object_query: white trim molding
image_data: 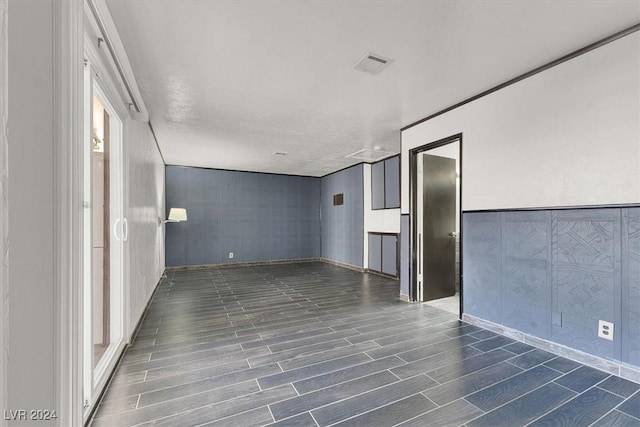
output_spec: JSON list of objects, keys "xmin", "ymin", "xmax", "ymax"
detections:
[
  {"xmin": 53, "ymin": 0, "xmax": 84, "ymax": 425},
  {"xmin": 0, "ymin": 1, "xmax": 8, "ymax": 425}
]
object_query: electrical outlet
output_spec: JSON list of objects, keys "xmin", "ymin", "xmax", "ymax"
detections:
[
  {"xmin": 229, "ymin": 252, "xmax": 234, "ymax": 259},
  {"xmin": 598, "ymin": 320, "xmax": 614, "ymax": 341}
]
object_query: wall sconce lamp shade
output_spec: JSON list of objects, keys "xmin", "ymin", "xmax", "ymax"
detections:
[{"xmin": 166, "ymin": 208, "xmax": 188, "ymax": 223}]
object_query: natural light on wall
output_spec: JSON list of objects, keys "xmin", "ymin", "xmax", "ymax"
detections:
[{"xmin": 92, "ymin": 96, "xmax": 104, "ymax": 152}]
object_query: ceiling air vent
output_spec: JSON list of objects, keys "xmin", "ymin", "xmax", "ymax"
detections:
[
  {"xmin": 273, "ymin": 151, "xmax": 288, "ymax": 156},
  {"xmin": 353, "ymin": 52, "xmax": 393, "ymax": 75},
  {"xmin": 345, "ymin": 148, "xmax": 396, "ymax": 162}
]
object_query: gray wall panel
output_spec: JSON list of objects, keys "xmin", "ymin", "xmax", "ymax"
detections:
[
  {"xmin": 623, "ymin": 208, "xmax": 640, "ymax": 366},
  {"xmin": 368, "ymin": 234, "xmax": 382, "ymax": 272},
  {"xmin": 384, "ymin": 156, "xmax": 400, "ymax": 208},
  {"xmin": 400, "ymin": 215, "xmax": 410, "ymax": 296},
  {"xmin": 463, "ymin": 212, "xmax": 502, "ymax": 323},
  {"xmin": 502, "ymin": 211, "xmax": 552, "ymax": 338},
  {"xmin": 321, "ymin": 164, "xmax": 364, "ymax": 267},
  {"xmin": 463, "ymin": 207, "xmax": 636, "ymax": 369},
  {"xmin": 165, "ymin": 166, "xmax": 188, "ymax": 266},
  {"xmin": 372, "ymin": 161, "xmax": 385, "ymax": 209},
  {"xmin": 382, "ymin": 234, "xmax": 398, "ymax": 276},
  {"xmin": 166, "ymin": 166, "xmax": 321, "ymax": 266}
]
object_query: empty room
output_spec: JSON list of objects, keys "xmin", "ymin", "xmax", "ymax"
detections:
[{"xmin": 2, "ymin": 1, "xmax": 640, "ymax": 426}]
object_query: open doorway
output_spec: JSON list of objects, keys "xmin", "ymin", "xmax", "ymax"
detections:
[{"xmin": 410, "ymin": 134, "xmax": 462, "ymax": 316}]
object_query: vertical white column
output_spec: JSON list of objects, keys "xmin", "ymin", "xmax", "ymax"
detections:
[{"xmin": 0, "ymin": 1, "xmax": 8, "ymax": 425}]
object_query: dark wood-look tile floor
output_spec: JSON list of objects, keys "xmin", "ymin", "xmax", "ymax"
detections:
[{"xmin": 90, "ymin": 262, "xmax": 640, "ymax": 427}]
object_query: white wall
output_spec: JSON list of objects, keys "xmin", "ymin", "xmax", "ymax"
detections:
[
  {"xmin": 0, "ymin": 1, "xmax": 7, "ymax": 425},
  {"xmin": 4, "ymin": 1, "xmax": 164, "ymax": 423},
  {"xmin": 402, "ymin": 32, "xmax": 640, "ymax": 212},
  {"xmin": 7, "ymin": 0, "xmax": 56, "ymax": 417},
  {"xmin": 362, "ymin": 164, "xmax": 400, "ymax": 268},
  {"xmin": 125, "ymin": 119, "xmax": 165, "ymax": 339}
]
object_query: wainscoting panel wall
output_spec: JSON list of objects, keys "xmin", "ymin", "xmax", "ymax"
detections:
[
  {"xmin": 502, "ymin": 210, "xmax": 552, "ymax": 340},
  {"xmin": 321, "ymin": 164, "xmax": 364, "ymax": 267},
  {"xmin": 462, "ymin": 212, "xmax": 502, "ymax": 324},
  {"xmin": 165, "ymin": 166, "xmax": 321, "ymax": 267},
  {"xmin": 623, "ymin": 207, "xmax": 640, "ymax": 366},
  {"xmin": 463, "ymin": 207, "xmax": 639, "ymax": 370},
  {"xmin": 552, "ymin": 209, "xmax": 621, "ymax": 361}
]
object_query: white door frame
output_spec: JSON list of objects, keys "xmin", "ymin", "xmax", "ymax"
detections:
[
  {"xmin": 409, "ymin": 133, "xmax": 463, "ymax": 309},
  {"xmin": 52, "ymin": 0, "xmax": 85, "ymax": 426},
  {"xmin": 82, "ymin": 62, "xmax": 128, "ymax": 420}
]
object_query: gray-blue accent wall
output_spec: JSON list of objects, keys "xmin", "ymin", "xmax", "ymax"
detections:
[
  {"xmin": 463, "ymin": 207, "xmax": 639, "ymax": 368},
  {"xmin": 165, "ymin": 166, "xmax": 321, "ymax": 267},
  {"xmin": 320, "ymin": 164, "xmax": 364, "ymax": 267}
]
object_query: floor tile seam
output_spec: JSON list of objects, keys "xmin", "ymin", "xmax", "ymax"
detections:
[
  {"xmin": 392, "ymin": 337, "xmax": 486, "ymax": 364},
  {"xmin": 120, "ymin": 348, "xmax": 265, "ymax": 376},
  {"xmin": 246, "ymin": 327, "xmax": 347, "ymax": 349},
  {"xmin": 252, "ymin": 338, "xmax": 353, "ymax": 361},
  {"xmin": 117, "ymin": 360, "xmax": 257, "ymax": 393},
  {"xmin": 350, "ymin": 325, "xmax": 451, "ymax": 344},
  {"xmin": 610, "ymin": 389, "xmax": 640, "ymax": 418},
  {"xmin": 585, "ymin": 410, "xmax": 624, "ymax": 427},
  {"xmin": 471, "ymin": 378, "xmax": 579, "ymax": 425},
  {"xmin": 395, "ymin": 397, "xmax": 473, "ymax": 427},
  {"xmin": 594, "ymin": 384, "xmax": 639, "ymax": 400},
  {"xmin": 128, "ymin": 333, "xmax": 251, "ymax": 354},
  {"xmin": 137, "ymin": 321, "xmax": 239, "ymax": 337},
  {"xmin": 261, "ymin": 356, "xmax": 397, "ymax": 391},
  {"xmin": 553, "ymin": 368, "xmax": 612, "ymax": 393},
  {"xmin": 267, "ymin": 334, "xmax": 358, "ymax": 353},
  {"xmin": 532, "ymin": 376, "xmax": 627, "ymax": 425},
  {"xmin": 277, "ymin": 344, "xmax": 379, "ymax": 372},
  {"xmin": 97, "ymin": 379, "xmax": 263, "ymax": 425},
  {"xmin": 296, "ymin": 375, "xmax": 424, "ymax": 423},
  {"xmin": 544, "ymin": 362, "xmax": 583, "ymax": 376},
  {"xmin": 105, "ymin": 368, "xmax": 263, "ymax": 405},
  {"xmin": 504, "ymin": 358, "xmax": 547, "ymax": 372},
  {"xmin": 459, "ymin": 397, "xmax": 485, "ymax": 414},
  {"xmin": 424, "ymin": 350, "xmax": 522, "ymax": 385},
  {"xmin": 426, "ymin": 361, "xmax": 527, "ymax": 406},
  {"xmin": 320, "ymin": 391, "xmax": 436, "ymax": 427},
  {"xmin": 148, "ymin": 342, "xmax": 246, "ymax": 361},
  {"xmin": 521, "ymin": 386, "xmax": 596, "ymax": 426}
]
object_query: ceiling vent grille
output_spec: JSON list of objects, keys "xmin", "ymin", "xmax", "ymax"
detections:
[
  {"xmin": 345, "ymin": 148, "xmax": 396, "ymax": 162},
  {"xmin": 353, "ymin": 52, "xmax": 393, "ymax": 75}
]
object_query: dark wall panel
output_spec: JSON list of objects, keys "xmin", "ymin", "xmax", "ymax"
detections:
[
  {"xmin": 321, "ymin": 164, "xmax": 364, "ymax": 267},
  {"xmin": 368, "ymin": 234, "xmax": 382, "ymax": 272},
  {"xmin": 382, "ymin": 234, "xmax": 398, "ymax": 276},
  {"xmin": 502, "ymin": 211, "xmax": 552, "ymax": 339},
  {"xmin": 622, "ymin": 207, "xmax": 640, "ymax": 366},
  {"xmin": 384, "ymin": 156, "xmax": 400, "ymax": 208},
  {"xmin": 552, "ymin": 209, "xmax": 621, "ymax": 360},
  {"xmin": 463, "ymin": 207, "xmax": 637, "ymax": 370},
  {"xmin": 166, "ymin": 166, "xmax": 321, "ymax": 267},
  {"xmin": 463, "ymin": 212, "xmax": 502, "ymax": 323},
  {"xmin": 371, "ymin": 161, "xmax": 385, "ymax": 210},
  {"xmin": 400, "ymin": 215, "xmax": 410, "ymax": 296}
]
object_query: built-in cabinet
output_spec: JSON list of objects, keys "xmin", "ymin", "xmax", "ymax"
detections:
[
  {"xmin": 368, "ymin": 232, "xmax": 398, "ymax": 277},
  {"xmin": 371, "ymin": 155, "xmax": 400, "ymax": 209}
]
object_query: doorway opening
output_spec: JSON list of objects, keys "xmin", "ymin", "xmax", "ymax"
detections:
[
  {"xmin": 82, "ymin": 66, "xmax": 126, "ymax": 413},
  {"xmin": 410, "ymin": 134, "xmax": 462, "ymax": 316}
]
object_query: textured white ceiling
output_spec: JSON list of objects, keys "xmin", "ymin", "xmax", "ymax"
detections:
[{"xmin": 105, "ymin": 0, "xmax": 640, "ymax": 177}]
